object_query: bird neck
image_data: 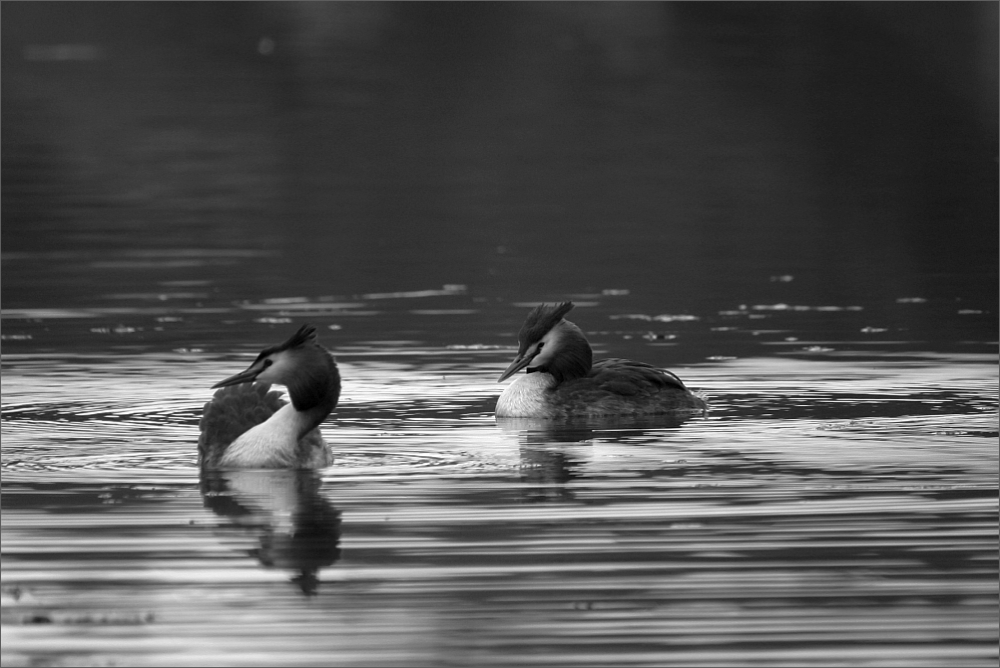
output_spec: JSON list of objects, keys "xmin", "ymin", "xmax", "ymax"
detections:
[
  {"xmin": 218, "ymin": 404, "xmax": 316, "ymax": 468},
  {"xmin": 284, "ymin": 349, "xmax": 341, "ymax": 434},
  {"xmin": 534, "ymin": 320, "xmax": 593, "ymax": 385}
]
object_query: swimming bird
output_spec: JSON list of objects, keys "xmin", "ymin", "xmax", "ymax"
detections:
[
  {"xmin": 496, "ymin": 302, "xmax": 706, "ymax": 418},
  {"xmin": 198, "ymin": 324, "xmax": 340, "ymax": 469}
]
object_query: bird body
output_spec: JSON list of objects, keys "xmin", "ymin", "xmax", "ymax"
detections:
[
  {"xmin": 211, "ymin": 399, "xmax": 330, "ymax": 469},
  {"xmin": 496, "ymin": 302, "xmax": 706, "ymax": 418},
  {"xmin": 198, "ymin": 325, "xmax": 339, "ymax": 470}
]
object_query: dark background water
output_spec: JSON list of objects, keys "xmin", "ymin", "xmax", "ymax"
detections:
[{"xmin": 3, "ymin": 2, "xmax": 997, "ymax": 336}]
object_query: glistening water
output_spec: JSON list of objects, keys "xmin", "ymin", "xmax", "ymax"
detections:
[
  {"xmin": 3, "ymin": 291, "xmax": 996, "ymax": 666},
  {"xmin": 2, "ymin": 3, "xmax": 998, "ymax": 667}
]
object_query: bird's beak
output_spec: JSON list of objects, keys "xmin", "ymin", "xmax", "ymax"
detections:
[
  {"xmin": 497, "ymin": 353, "xmax": 534, "ymax": 383},
  {"xmin": 211, "ymin": 361, "xmax": 265, "ymax": 389}
]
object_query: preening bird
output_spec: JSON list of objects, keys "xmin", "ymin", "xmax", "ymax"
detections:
[
  {"xmin": 496, "ymin": 302, "xmax": 707, "ymax": 418},
  {"xmin": 198, "ymin": 324, "xmax": 340, "ymax": 469}
]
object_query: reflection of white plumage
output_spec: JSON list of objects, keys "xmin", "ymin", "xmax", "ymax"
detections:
[
  {"xmin": 496, "ymin": 302, "xmax": 707, "ymax": 418},
  {"xmin": 198, "ymin": 325, "xmax": 340, "ymax": 469}
]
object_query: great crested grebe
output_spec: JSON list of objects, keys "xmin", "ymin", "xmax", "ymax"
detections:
[
  {"xmin": 496, "ymin": 302, "xmax": 707, "ymax": 418},
  {"xmin": 198, "ymin": 324, "xmax": 341, "ymax": 469}
]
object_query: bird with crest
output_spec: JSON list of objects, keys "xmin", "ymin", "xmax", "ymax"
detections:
[
  {"xmin": 198, "ymin": 324, "xmax": 340, "ymax": 469},
  {"xmin": 496, "ymin": 302, "xmax": 706, "ymax": 418}
]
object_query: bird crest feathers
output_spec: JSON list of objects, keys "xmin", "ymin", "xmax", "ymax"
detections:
[
  {"xmin": 279, "ymin": 324, "xmax": 318, "ymax": 350},
  {"xmin": 519, "ymin": 301, "xmax": 574, "ymax": 349},
  {"xmin": 256, "ymin": 324, "xmax": 318, "ymax": 360}
]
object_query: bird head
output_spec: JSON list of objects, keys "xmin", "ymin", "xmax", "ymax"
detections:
[
  {"xmin": 498, "ymin": 301, "xmax": 591, "ymax": 383},
  {"xmin": 212, "ymin": 324, "xmax": 324, "ymax": 390}
]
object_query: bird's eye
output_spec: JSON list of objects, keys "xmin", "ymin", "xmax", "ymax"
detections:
[
  {"xmin": 263, "ymin": 359, "xmax": 273, "ymax": 368},
  {"xmin": 536, "ymin": 342, "xmax": 544, "ymax": 352}
]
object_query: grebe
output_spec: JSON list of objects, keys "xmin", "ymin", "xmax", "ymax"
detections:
[
  {"xmin": 496, "ymin": 302, "xmax": 707, "ymax": 418},
  {"xmin": 198, "ymin": 324, "xmax": 340, "ymax": 469}
]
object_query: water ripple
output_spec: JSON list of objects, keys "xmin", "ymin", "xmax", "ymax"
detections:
[{"xmin": 2, "ymin": 351, "xmax": 996, "ymax": 668}]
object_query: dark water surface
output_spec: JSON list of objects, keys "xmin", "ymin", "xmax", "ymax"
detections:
[{"xmin": 2, "ymin": 3, "xmax": 998, "ymax": 667}]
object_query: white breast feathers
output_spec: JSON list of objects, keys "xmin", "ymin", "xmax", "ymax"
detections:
[
  {"xmin": 218, "ymin": 404, "xmax": 315, "ymax": 468},
  {"xmin": 496, "ymin": 373, "xmax": 558, "ymax": 418}
]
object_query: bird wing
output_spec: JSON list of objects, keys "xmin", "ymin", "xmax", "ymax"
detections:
[
  {"xmin": 198, "ymin": 383, "xmax": 287, "ymax": 466},
  {"xmin": 588, "ymin": 358, "xmax": 690, "ymax": 396}
]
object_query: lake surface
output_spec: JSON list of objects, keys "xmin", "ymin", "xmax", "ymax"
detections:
[
  {"xmin": 2, "ymin": 3, "xmax": 997, "ymax": 667},
  {"xmin": 3, "ymin": 293, "xmax": 997, "ymax": 667}
]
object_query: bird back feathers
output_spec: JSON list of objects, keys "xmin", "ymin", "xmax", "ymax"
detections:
[
  {"xmin": 551, "ymin": 358, "xmax": 706, "ymax": 416},
  {"xmin": 198, "ymin": 383, "xmax": 286, "ymax": 468}
]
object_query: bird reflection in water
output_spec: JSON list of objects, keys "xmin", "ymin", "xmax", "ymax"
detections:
[
  {"xmin": 199, "ymin": 469, "xmax": 341, "ymax": 595},
  {"xmin": 497, "ymin": 414, "xmax": 697, "ymax": 502}
]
